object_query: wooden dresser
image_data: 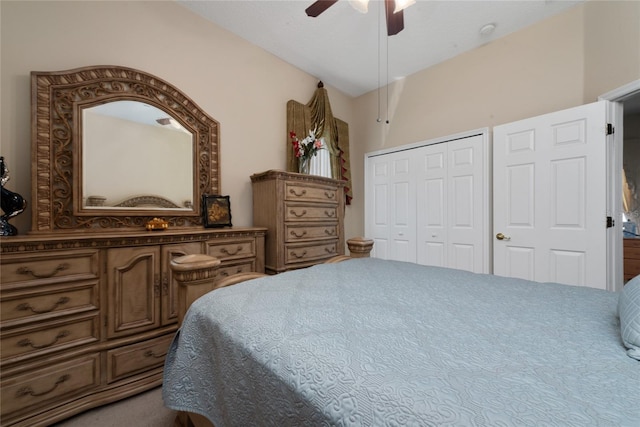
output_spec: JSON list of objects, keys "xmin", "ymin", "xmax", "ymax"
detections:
[
  {"xmin": 251, "ymin": 170, "xmax": 345, "ymax": 274},
  {"xmin": 623, "ymin": 238, "xmax": 640, "ymax": 283},
  {"xmin": 0, "ymin": 227, "xmax": 265, "ymax": 427}
]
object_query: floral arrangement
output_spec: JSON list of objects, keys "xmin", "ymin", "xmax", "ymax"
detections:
[{"xmin": 290, "ymin": 127, "xmax": 323, "ymax": 161}]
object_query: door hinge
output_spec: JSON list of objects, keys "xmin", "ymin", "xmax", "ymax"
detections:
[
  {"xmin": 607, "ymin": 123, "xmax": 614, "ymax": 135},
  {"xmin": 606, "ymin": 216, "xmax": 615, "ymax": 228}
]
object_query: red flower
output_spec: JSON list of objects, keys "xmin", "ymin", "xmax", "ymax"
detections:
[{"xmin": 289, "ymin": 128, "xmax": 322, "ymax": 160}]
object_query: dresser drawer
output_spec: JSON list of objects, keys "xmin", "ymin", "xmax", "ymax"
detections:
[
  {"xmin": 217, "ymin": 260, "xmax": 256, "ymax": 279},
  {"xmin": 1, "ymin": 281, "xmax": 99, "ymax": 327},
  {"xmin": 0, "ymin": 353, "xmax": 100, "ymax": 419},
  {"xmin": 1, "ymin": 314, "xmax": 99, "ymax": 363},
  {"xmin": 0, "ymin": 250, "xmax": 99, "ymax": 287},
  {"xmin": 106, "ymin": 334, "xmax": 173, "ymax": 383},
  {"xmin": 285, "ymin": 240, "xmax": 339, "ymax": 265},
  {"xmin": 285, "ymin": 223, "xmax": 339, "ymax": 243},
  {"xmin": 284, "ymin": 181, "xmax": 339, "ymax": 204},
  {"xmin": 285, "ymin": 204, "xmax": 339, "ymax": 222},
  {"xmin": 206, "ymin": 238, "xmax": 256, "ymax": 261}
]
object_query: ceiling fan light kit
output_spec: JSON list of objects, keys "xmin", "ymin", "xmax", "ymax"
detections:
[
  {"xmin": 393, "ymin": 0, "xmax": 416, "ymax": 13},
  {"xmin": 306, "ymin": 0, "xmax": 414, "ymax": 36},
  {"xmin": 348, "ymin": 0, "xmax": 369, "ymax": 14}
]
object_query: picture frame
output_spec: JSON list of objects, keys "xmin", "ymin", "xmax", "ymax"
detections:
[{"xmin": 202, "ymin": 194, "xmax": 232, "ymax": 228}]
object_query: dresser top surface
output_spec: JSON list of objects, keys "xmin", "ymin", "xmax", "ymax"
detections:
[{"xmin": 0, "ymin": 227, "xmax": 267, "ymax": 254}]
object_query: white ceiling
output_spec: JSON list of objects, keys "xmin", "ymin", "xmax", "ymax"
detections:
[{"xmin": 177, "ymin": 0, "xmax": 584, "ymax": 97}]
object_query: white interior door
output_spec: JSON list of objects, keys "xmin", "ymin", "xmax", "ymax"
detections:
[{"xmin": 493, "ymin": 101, "xmax": 610, "ymax": 289}]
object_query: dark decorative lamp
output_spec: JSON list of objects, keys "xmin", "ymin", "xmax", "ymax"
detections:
[{"xmin": 0, "ymin": 156, "xmax": 26, "ymax": 236}]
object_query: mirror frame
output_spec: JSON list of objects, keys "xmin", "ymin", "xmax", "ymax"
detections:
[{"xmin": 31, "ymin": 65, "xmax": 220, "ymax": 232}]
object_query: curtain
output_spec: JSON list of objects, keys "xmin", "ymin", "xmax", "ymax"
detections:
[{"xmin": 286, "ymin": 82, "xmax": 353, "ymax": 204}]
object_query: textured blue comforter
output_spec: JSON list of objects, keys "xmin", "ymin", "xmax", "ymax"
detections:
[{"xmin": 163, "ymin": 259, "xmax": 640, "ymax": 426}]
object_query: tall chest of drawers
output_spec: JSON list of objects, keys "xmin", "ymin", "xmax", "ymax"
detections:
[
  {"xmin": 251, "ymin": 170, "xmax": 345, "ymax": 274},
  {"xmin": 0, "ymin": 227, "xmax": 265, "ymax": 427}
]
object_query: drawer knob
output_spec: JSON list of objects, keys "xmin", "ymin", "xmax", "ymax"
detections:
[
  {"xmin": 324, "ymin": 229, "xmax": 336, "ymax": 236},
  {"xmin": 325, "ymin": 247, "xmax": 336, "ymax": 254},
  {"xmin": 290, "ymin": 209, "xmax": 307, "ymax": 218},
  {"xmin": 324, "ymin": 191, "xmax": 336, "ymax": 199},
  {"xmin": 324, "ymin": 210, "xmax": 336, "ymax": 218},
  {"xmin": 290, "ymin": 230, "xmax": 307, "ymax": 238},
  {"xmin": 289, "ymin": 189, "xmax": 307, "ymax": 197},
  {"xmin": 290, "ymin": 250, "xmax": 307, "ymax": 259},
  {"xmin": 17, "ymin": 330, "xmax": 71, "ymax": 349},
  {"xmin": 16, "ymin": 374, "xmax": 70, "ymax": 398},
  {"xmin": 144, "ymin": 350, "xmax": 167, "ymax": 359},
  {"xmin": 16, "ymin": 296, "xmax": 70, "ymax": 314},
  {"xmin": 221, "ymin": 245, "xmax": 243, "ymax": 256},
  {"xmin": 16, "ymin": 263, "xmax": 70, "ymax": 279}
]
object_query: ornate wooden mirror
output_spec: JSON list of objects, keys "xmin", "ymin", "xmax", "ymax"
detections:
[{"xmin": 31, "ymin": 65, "xmax": 220, "ymax": 232}]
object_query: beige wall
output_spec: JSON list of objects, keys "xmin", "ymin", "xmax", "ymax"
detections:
[
  {"xmin": 2, "ymin": 1, "xmax": 639, "ymax": 242},
  {"xmin": 0, "ymin": 0, "xmax": 354, "ymax": 234}
]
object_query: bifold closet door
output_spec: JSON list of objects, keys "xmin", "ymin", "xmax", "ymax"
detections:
[
  {"xmin": 415, "ymin": 135, "xmax": 487, "ymax": 273},
  {"xmin": 366, "ymin": 150, "xmax": 416, "ymax": 262},
  {"xmin": 366, "ymin": 132, "xmax": 489, "ymax": 273}
]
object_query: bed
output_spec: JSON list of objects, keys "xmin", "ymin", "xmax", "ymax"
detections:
[{"xmin": 162, "ymin": 257, "xmax": 640, "ymax": 427}]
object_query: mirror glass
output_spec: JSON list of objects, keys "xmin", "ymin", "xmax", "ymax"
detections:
[{"xmin": 82, "ymin": 101, "xmax": 194, "ymax": 211}]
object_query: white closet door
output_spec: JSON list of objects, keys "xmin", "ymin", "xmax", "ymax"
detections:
[
  {"xmin": 415, "ymin": 143, "xmax": 448, "ymax": 267},
  {"xmin": 415, "ymin": 135, "xmax": 488, "ymax": 273},
  {"xmin": 365, "ymin": 150, "xmax": 416, "ymax": 262},
  {"xmin": 447, "ymin": 135, "xmax": 487, "ymax": 273},
  {"xmin": 366, "ymin": 130, "xmax": 489, "ymax": 271}
]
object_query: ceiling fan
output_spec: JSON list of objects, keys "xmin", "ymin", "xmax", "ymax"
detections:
[{"xmin": 305, "ymin": 0, "xmax": 416, "ymax": 36}]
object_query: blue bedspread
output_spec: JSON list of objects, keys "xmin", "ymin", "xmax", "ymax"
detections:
[{"xmin": 163, "ymin": 259, "xmax": 640, "ymax": 426}]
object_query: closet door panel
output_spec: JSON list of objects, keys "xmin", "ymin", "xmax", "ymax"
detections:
[
  {"xmin": 367, "ymin": 157, "xmax": 391, "ymax": 259},
  {"xmin": 448, "ymin": 135, "xmax": 486, "ymax": 273},
  {"xmin": 389, "ymin": 156, "xmax": 416, "ymax": 262},
  {"xmin": 417, "ymin": 144, "xmax": 447, "ymax": 267}
]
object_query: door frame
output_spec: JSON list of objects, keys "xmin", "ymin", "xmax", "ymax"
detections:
[{"xmin": 599, "ymin": 79, "xmax": 640, "ymax": 292}]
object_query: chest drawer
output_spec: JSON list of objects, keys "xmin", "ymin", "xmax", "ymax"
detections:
[
  {"xmin": 285, "ymin": 223, "xmax": 339, "ymax": 242},
  {"xmin": 1, "ymin": 313, "xmax": 99, "ymax": 363},
  {"xmin": 106, "ymin": 334, "xmax": 173, "ymax": 383},
  {"xmin": 285, "ymin": 240, "xmax": 339, "ymax": 265},
  {"xmin": 0, "ymin": 250, "xmax": 99, "ymax": 287},
  {"xmin": 284, "ymin": 181, "xmax": 339, "ymax": 204},
  {"xmin": 1, "ymin": 282, "xmax": 99, "ymax": 328},
  {"xmin": 0, "ymin": 353, "xmax": 100, "ymax": 419},
  {"xmin": 206, "ymin": 238, "xmax": 256, "ymax": 261},
  {"xmin": 285, "ymin": 204, "xmax": 339, "ymax": 222}
]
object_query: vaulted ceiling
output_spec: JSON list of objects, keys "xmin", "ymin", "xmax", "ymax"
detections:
[{"xmin": 178, "ymin": 0, "xmax": 584, "ymax": 97}]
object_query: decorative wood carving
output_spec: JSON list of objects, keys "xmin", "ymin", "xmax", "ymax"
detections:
[{"xmin": 31, "ymin": 65, "xmax": 220, "ymax": 232}]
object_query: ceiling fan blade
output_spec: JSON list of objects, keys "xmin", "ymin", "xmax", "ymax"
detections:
[
  {"xmin": 385, "ymin": 0, "xmax": 404, "ymax": 36},
  {"xmin": 305, "ymin": 0, "xmax": 339, "ymax": 17}
]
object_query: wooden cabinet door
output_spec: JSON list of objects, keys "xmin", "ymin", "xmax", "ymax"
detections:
[
  {"xmin": 106, "ymin": 246, "xmax": 161, "ymax": 338},
  {"xmin": 161, "ymin": 243, "xmax": 201, "ymax": 326}
]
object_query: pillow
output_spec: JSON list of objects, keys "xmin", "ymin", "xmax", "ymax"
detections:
[{"xmin": 619, "ymin": 274, "xmax": 640, "ymax": 360}]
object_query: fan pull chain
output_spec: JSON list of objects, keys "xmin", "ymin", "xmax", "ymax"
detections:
[
  {"xmin": 377, "ymin": 0, "xmax": 382, "ymax": 123},
  {"xmin": 386, "ymin": 31, "xmax": 390, "ymax": 124}
]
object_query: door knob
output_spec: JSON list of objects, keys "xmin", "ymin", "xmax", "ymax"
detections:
[{"xmin": 496, "ymin": 233, "xmax": 511, "ymax": 241}]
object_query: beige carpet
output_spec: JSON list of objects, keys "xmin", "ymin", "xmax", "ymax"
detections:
[{"xmin": 51, "ymin": 387, "xmax": 176, "ymax": 427}]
